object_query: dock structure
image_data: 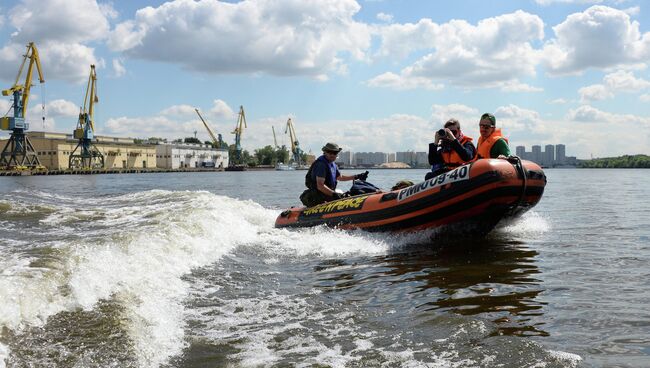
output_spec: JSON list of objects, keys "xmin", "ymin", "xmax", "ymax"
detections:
[
  {"xmin": 0, "ymin": 167, "xmax": 226, "ymax": 176},
  {"xmin": 0, "ymin": 132, "xmax": 229, "ymax": 172}
]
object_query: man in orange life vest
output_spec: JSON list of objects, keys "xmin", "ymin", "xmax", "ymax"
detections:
[
  {"xmin": 426, "ymin": 118, "xmax": 476, "ymax": 180},
  {"xmin": 476, "ymin": 113, "xmax": 511, "ymax": 159}
]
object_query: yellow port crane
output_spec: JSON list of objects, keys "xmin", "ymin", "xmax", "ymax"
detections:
[
  {"xmin": 229, "ymin": 105, "xmax": 247, "ymax": 168},
  {"xmin": 69, "ymin": 65, "xmax": 104, "ymax": 169},
  {"xmin": 285, "ymin": 118, "xmax": 303, "ymax": 167},
  {"xmin": 195, "ymin": 108, "xmax": 227, "ymax": 149},
  {"xmin": 0, "ymin": 42, "xmax": 45, "ymax": 169},
  {"xmin": 272, "ymin": 126, "xmax": 279, "ymax": 149}
]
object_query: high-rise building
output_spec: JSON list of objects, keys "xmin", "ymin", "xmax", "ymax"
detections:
[
  {"xmin": 415, "ymin": 152, "xmax": 428, "ymax": 167},
  {"xmin": 338, "ymin": 151, "xmax": 353, "ymax": 166},
  {"xmin": 387, "ymin": 153, "xmax": 396, "ymax": 162},
  {"xmin": 544, "ymin": 144, "xmax": 554, "ymax": 166},
  {"xmin": 556, "ymin": 144, "xmax": 566, "ymax": 165},
  {"xmin": 396, "ymin": 151, "xmax": 416, "ymax": 166},
  {"xmin": 516, "ymin": 146, "xmax": 525, "ymax": 157},
  {"xmin": 354, "ymin": 152, "xmax": 387, "ymax": 166},
  {"xmin": 532, "ymin": 145, "xmax": 542, "ymax": 164}
]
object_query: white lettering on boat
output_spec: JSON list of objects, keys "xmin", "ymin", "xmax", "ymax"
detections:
[{"xmin": 397, "ymin": 165, "xmax": 470, "ymax": 202}]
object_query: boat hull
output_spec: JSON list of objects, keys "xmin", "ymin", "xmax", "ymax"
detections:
[{"xmin": 274, "ymin": 159, "xmax": 546, "ymax": 236}]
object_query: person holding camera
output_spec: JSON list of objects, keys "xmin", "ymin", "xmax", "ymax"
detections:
[
  {"xmin": 426, "ymin": 118, "xmax": 476, "ymax": 180},
  {"xmin": 300, "ymin": 142, "xmax": 370, "ymax": 207}
]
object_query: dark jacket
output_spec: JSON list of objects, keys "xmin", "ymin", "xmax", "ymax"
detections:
[
  {"xmin": 427, "ymin": 138, "xmax": 476, "ymax": 178},
  {"xmin": 301, "ymin": 155, "xmax": 340, "ymax": 207}
]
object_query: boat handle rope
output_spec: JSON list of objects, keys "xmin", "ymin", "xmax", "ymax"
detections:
[{"xmin": 507, "ymin": 155, "xmax": 527, "ymax": 209}]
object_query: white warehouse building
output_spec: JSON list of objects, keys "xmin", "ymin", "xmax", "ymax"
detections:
[{"xmin": 156, "ymin": 143, "xmax": 229, "ymax": 169}]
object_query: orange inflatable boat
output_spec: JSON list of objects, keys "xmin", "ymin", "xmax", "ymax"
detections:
[{"xmin": 274, "ymin": 158, "xmax": 546, "ymax": 236}]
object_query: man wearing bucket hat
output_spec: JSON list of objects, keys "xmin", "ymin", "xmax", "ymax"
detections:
[
  {"xmin": 476, "ymin": 113, "xmax": 510, "ymax": 159},
  {"xmin": 300, "ymin": 142, "xmax": 369, "ymax": 207}
]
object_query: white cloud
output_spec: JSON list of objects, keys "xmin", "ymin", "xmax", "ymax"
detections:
[
  {"xmin": 209, "ymin": 99, "xmax": 235, "ymax": 119},
  {"xmin": 23, "ymin": 98, "xmax": 80, "ymax": 132},
  {"xmin": 579, "ymin": 84, "xmax": 613, "ymax": 102},
  {"xmin": 430, "ymin": 103, "xmax": 478, "ymax": 128},
  {"xmin": 108, "ymin": 0, "xmax": 371, "ymax": 79},
  {"xmin": 0, "ymin": 0, "xmax": 110, "ymax": 83},
  {"xmin": 567, "ymin": 104, "xmax": 650, "ymax": 126},
  {"xmin": 104, "ymin": 115, "xmax": 204, "ymax": 139},
  {"xmin": 640, "ymin": 94, "xmax": 650, "ymax": 102},
  {"xmin": 623, "ymin": 6, "xmax": 640, "ymax": 16},
  {"xmin": 39, "ymin": 42, "xmax": 102, "ymax": 83},
  {"xmin": 0, "ymin": 99, "xmax": 11, "ymax": 115},
  {"xmin": 112, "ymin": 58, "xmax": 126, "ymax": 78},
  {"xmin": 500, "ymin": 81, "xmax": 543, "ymax": 93},
  {"xmin": 535, "ymin": 0, "xmax": 604, "ymax": 5},
  {"xmin": 579, "ymin": 70, "xmax": 650, "ymax": 102},
  {"xmin": 370, "ymin": 11, "xmax": 544, "ymax": 90},
  {"xmin": 494, "ymin": 104, "xmax": 546, "ymax": 133},
  {"xmin": 291, "ymin": 114, "xmax": 432, "ymax": 154},
  {"xmin": 543, "ymin": 6, "xmax": 650, "ymax": 75},
  {"xmin": 365, "ymin": 72, "xmax": 443, "ymax": 90},
  {"xmin": 8, "ymin": 0, "xmax": 110, "ymax": 44},
  {"xmin": 376, "ymin": 12, "xmax": 393, "ymax": 23},
  {"xmin": 160, "ymin": 104, "xmax": 197, "ymax": 117},
  {"xmin": 40, "ymin": 99, "xmax": 79, "ymax": 118},
  {"xmin": 103, "ymin": 101, "xmax": 236, "ymax": 143},
  {"xmin": 603, "ymin": 70, "xmax": 650, "ymax": 91},
  {"xmin": 549, "ymin": 98, "xmax": 569, "ymax": 104}
]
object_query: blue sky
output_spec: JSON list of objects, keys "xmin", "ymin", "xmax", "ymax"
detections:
[{"xmin": 1, "ymin": 0, "xmax": 650, "ymax": 159}]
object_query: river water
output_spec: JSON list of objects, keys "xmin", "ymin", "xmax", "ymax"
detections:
[{"xmin": 0, "ymin": 168, "xmax": 648, "ymax": 367}]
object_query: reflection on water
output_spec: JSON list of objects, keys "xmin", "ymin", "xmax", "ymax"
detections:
[{"xmin": 313, "ymin": 236, "xmax": 547, "ymax": 337}]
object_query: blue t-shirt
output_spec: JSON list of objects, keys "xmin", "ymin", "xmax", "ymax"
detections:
[{"xmin": 312, "ymin": 155, "xmax": 340, "ymax": 189}]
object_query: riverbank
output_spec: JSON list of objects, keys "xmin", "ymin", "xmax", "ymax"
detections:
[{"xmin": 0, "ymin": 166, "xmax": 289, "ymax": 176}]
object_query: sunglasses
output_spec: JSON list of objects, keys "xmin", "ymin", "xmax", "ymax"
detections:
[
  {"xmin": 479, "ymin": 124, "xmax": 493, "ymax": 128},
  {"xmin": 325, "ymin": 151, "xmax": 339, "ymax": 155}
]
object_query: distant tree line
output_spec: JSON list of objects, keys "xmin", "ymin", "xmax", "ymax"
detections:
[{"xmin": 578, "ymin": 155, "xmax": 650, "ymax": 168}]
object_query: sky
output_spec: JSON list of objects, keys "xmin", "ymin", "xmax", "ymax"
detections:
[{"xmin": 1, "ymin": 0, "xmax": 649, "ymax": 159}]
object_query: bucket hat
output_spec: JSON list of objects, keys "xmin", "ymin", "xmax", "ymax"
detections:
[{"xmin": 322, "ymin": 142, "xmax": 342, "ymax": 153}]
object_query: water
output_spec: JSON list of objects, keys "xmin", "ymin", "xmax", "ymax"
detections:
[{"xmin": 0, "ymin": 168, "xmax": 648, "ymax": 367}]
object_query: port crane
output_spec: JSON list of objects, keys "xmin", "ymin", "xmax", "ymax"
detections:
[
  {"xmin": 229, "ymin": 105, "xmax": 247, "ymax": 168},
  {"xmin": 69, "ymin": 65, "xmax": 104, "ymax": 169},
  {"xmin": 195, "ymin": 108, "xmax": 227, "ymax": 149},
  {"xmin": 0, "ymin": 42, "xmax": 44, "ymax": 169},
  {"xmin": 285, "ymin": 118, "xmax": 303, "ymax": 167},
  {"xmin": 272, "ymin": 126, "xmax": 279, "ymax": 149}
]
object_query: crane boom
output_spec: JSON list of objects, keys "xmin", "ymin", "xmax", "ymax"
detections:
[
  {"xmin": 195, "ymin": 108, "xmax": 219, "ymax": 144},
  {"xmin": 284, "ymin": 118, "xmax": 302, "ymax": 166},
  {"xmin": 2, "ymin": 42, "xmax": 45, "ymax": 116},
  {"xmin": 230, "ymin": 105, "xmax": 247, "ymax": 166},
  {"xmin": 272, "ymin": 126, "xmax": 279, "ymax": 148},
  {"xmin": 84, "ymin": 65, "xmax": 98, "ymax": 132},
  {"xmin": 1, "ymin": 42, "xmax": 44, "ymax": 169},
  {"xmin": 69, "ymin": 64, "xmax": 104, "ymax": 169}
]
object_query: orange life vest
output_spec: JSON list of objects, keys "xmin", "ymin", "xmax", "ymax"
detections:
[
  {"xmin": 477, "ymin": 129, "xmax": 508, "ymax": 159},
  {"xmin": 441, "ymin": 135, "xmax": 475, "ymax": 167}
]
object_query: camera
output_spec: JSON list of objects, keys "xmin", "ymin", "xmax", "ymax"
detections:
[{"xmin": 437, "ymin": 129, "xmax": 446, "ymax": 136}]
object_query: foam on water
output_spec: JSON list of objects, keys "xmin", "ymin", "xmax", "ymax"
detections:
[
  {"xmin": 499, "ymin": 211, "xmax": 550, "ymax": 236},
  {"xmin": 1, "ymin": 189, "xmax": 564, "ymax": 367},
  {"xmin": 0, "ymin": 190, "xmax": 277, "ymax": 367}
]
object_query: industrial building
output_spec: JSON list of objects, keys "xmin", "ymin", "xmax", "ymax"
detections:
[
  {"xmin": 155, "ymin": 142, "xmax": 228, "ymax": 169},
  {"xmin": 0, "ymin": 132, "xmax": 228, "ymax": 170},
  {"xmin": 1, "ymin": 132, "xmax": 156, "ymax": 170}
]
